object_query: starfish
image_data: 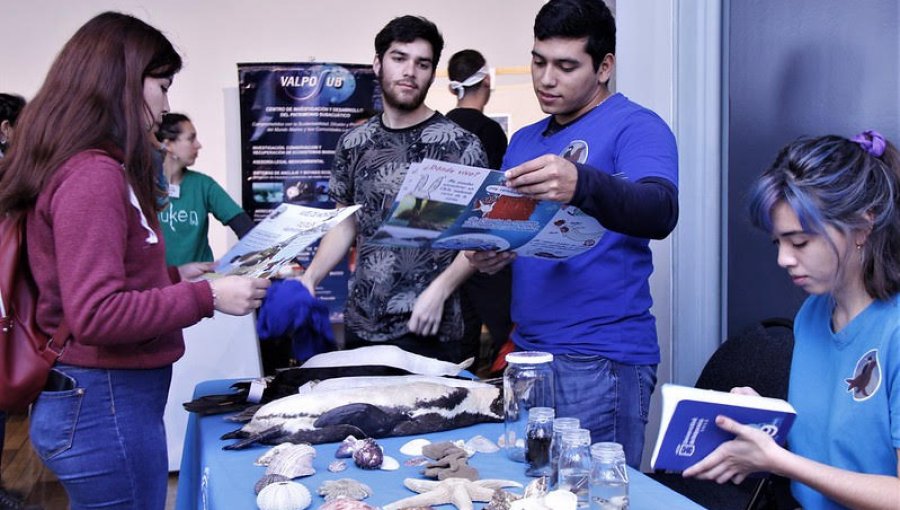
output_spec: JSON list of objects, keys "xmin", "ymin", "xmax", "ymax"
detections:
[{"xmin": 383, "ymin": 477, "xmax": 522, "ymax": 510}]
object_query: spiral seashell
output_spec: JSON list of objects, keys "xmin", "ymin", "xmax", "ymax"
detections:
[
  {"xmin": 335, "ymin": 435, "xmax": 360, "ymax": 458},
  {"xmin": 352, "ymin": 438, "xmax": 383, "ymax": 469}
]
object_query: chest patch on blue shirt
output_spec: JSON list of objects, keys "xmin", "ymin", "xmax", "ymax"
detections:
[
  {"xmin": 561, "ymin": 140, "xmax": 589, "ymax": 163},
  {"xmin": 846, "ymin": 349, "xmax": 882, "ymax": 401}
]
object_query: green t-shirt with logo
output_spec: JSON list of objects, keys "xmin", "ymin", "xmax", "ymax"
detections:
[{"xmin": 158, "ymin": 170, "xmax": 244, "ymax": 266}]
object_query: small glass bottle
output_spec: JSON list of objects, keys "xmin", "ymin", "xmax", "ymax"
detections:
[
  {"xmin": 557, "ymin": 428, "xmax": 592, "ymax": 508},
  {"xmin": 589, "ymin": 442, "xmax": 629, "ymax": 510},
  {"xmin": 503, "ymin": 351, "xmax": 555, "ymax": 462},
  {"xmin": 549, "ymin": 417, "xmax": 580, "ymax": 489},
  {"xmin": 524, "ymin": 407, "xmax": 555, "ymax": 477}
]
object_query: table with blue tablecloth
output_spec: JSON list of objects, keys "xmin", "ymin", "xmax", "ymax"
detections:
[{"xmin": 176, "ymin": 379, "xmax": 704, "ymax": 509}]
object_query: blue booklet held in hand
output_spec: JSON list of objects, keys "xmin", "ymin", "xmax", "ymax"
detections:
[{"xmin": 650, "ymin": 384, "xmax": 797, "ymax": 472}]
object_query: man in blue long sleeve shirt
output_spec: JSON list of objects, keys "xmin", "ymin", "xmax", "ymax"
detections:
[{"xmin": 467, "ymin": 0, "xmax": 678, "ymax": 468}]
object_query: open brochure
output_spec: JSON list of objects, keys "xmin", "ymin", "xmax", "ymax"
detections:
[
  {"xmin": 213, "ymin": 203, "xmax": 360, "ymax": 278},
  {"xmin": 369, "ymin": 159, "xmax": 605, "ymax": 260},
  {"xmin": 650, "ymin": 384, "xmax": 797, "ymax": 472}
]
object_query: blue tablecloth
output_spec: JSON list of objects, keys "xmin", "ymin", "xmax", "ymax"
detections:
[{"xmin": 176, "ymin": 379, "xmax": 704, "ymax": 509}]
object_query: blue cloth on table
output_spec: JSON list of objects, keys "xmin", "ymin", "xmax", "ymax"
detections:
[
  {"xmin": 256, "ymin": 279, "xmax": 334, "ymax": 361},
  {"xmin": 177, "ymin": 380, "xmax": 707, "ymax": 510}
]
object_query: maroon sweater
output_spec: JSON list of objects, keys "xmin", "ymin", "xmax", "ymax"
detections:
[{"xmin": 27, "ymin": 150, "xmax": 215, "ymax": 368}]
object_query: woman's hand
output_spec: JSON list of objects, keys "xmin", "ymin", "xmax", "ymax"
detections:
[
  {"xmin": 178, "ymin": 262, "xmax": 215, "ymax": 281},
  {"xmin": 682, "ymin": 415, "xmax": 784, "ymax": 484},
  {"xmin": 208, "ymin": 276, "xmax": 271, "ymax": 316}
]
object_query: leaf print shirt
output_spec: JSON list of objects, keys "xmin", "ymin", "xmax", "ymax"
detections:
[{"xmin": 329, "ymin": 112, "xmax": 488, "ymax": 343}]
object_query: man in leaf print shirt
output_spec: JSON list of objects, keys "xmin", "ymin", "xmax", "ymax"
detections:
[{"xmin": 299, "ymin": 15, "xmax": 487, "ymax": 362}]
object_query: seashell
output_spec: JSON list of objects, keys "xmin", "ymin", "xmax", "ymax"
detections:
[
  {"xmin": 335, "ymin": 435, "xmax": 360, "ymax": 458},
  {"xmin": 523, "ymin": 476, "xmax": 549, "ymax": 500},
  {"xmin": 317, "ymin": 478, "xmax": 373, "ymax": 501},
  {"xmin": 256, "ymin": 443, "xmax": 293, "ymax": 466},
  {"xmin": 255, "ymin": 474, "xmax": 290, "ymax": 494},
  {"xmin": 452, "ymin": 439, "xmax": 476, "ymax": 457},
  {"xmin": 543, "ymin": 489, "xmax": 578, "ymax": 510},
  {"xmin": 466, "ymin": 434, "xmax": 500, "ymax": 454},
  {"xmin": 328, "ymin": 460, "xmax": 348, "ymax": 473},
  {"xmin": 266, "ymin": 444, "xmax": 316, "ymax": 478},
  {"xmin": 318, "ymin": 500, "xmax": 379, "ymax": 510},
  {"xmin": 352, "ymin": 438, "xmax": 383, "ymax": 469},
  {"xmin": 484, "ymin": 489, "xmax": 522, "ymax": 510},
  {"xmin": 403, "ymin": 456, "xmax": 430, "ymax": 467},
  {"xmin": 256, "ymin": 481, "xmax": 311, "ymax": 510},
  {"xmin": 399, "ymin": 438, "xmax": 431, "ymax": 456},
  {"xmin": 379, "ymin": 455, "xmax": 400, "ymax": 471}
]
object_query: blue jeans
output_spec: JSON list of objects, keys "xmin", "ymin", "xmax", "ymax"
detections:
[
  {"xmin": 29, "ymin": 363, "xmax": 172, "ymax": 510},
  {"xmin": 552, "ymin": 355, "xmax": 657, "ymax": 468}
]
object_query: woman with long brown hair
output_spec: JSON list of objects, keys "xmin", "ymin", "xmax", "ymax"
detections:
[{"xmin": 0, "ymin": 12, "xmax": 269, "ymax": 508}]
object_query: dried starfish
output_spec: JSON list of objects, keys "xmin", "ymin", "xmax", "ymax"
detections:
[{"xmin": 383, "ymin": 477, "xmax": 522, "ymax": 510}]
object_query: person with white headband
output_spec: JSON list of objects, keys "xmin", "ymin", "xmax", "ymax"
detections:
[
  {"xmin": 446, "ymin": 50, "xmax": 508, "ymax": 170},
  {"xmin": 445, "ymin": 50, "xmax": 512, "ymax": 371}
]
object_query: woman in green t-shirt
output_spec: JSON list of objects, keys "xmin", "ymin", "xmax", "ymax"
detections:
[{"xmin": 156, "ymin": 113, "xmax": 253, "ymax": 265}]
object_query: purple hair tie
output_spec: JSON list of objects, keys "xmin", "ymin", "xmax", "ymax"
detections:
[{"xmin": 851, "ymin": 130, "xmax": 886, "ymax": 157}]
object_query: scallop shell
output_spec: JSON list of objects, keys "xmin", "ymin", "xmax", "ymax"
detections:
[
  {"xmin": 254, "ymin": 474, "xmax": 289, "ymax": 494},
  {"xmin": 352, "ymin": 438, "xmax": 383, "ymax": 469},
  {"xmin": 328, "ymin": 460, "xmax": 348, "ymax": 473},
  {"xmin": 256, "ymin": 481, "xmax": 311, "ymax": 510},
  {"xmin": 399, "ymin": 438, "xmax": 431, "ymax": 456},
  {"xmin": 266, "ymin": 443, "xmax": 316, "ymax": 478},
  {"xmin": 379, "ymin": 455, "xmax": 399, "ymax": 471},
  {"xmin": 317, "ymin": 478, "xmax": 373, "ymax": 501},
  {"xmin": 255, "ymin": 443, "xmax": 293, "ymax": 466},
  {"xmin": 465, "ymin": 434, "xmax": 500, "ymax": 454}
]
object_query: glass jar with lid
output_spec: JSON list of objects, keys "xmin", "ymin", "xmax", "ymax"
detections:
[
  {"xmin": 557, "ymin": 428, "xmax": 592, "ymax": 507},
  {"xmin": 503, "ymin": 351, "xmax": 555, "ymax": 462},
  {"xmin": 589, "ymin": 442, "xmax": 629, "ymax": 509},
  {"xmin": 524, "ymin": 406, "xmax": 555, "ymax": 476},
  {"xmin": 549, "ymin": 416, "xmax": 581, "ymax": 488}
]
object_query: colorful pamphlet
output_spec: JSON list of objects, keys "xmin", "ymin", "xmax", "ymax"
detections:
[
  {"xmin": 214, "ymin": 203, "xmax": 360, "ymax": 278},
  {"xmin": 370, "ymin": 159, "xmax": 605, "ymax": 260}
]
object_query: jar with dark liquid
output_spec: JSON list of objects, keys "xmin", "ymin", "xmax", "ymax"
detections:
[{"xmin": 524, "ymin": 406, "xmax": 554, "ymax": 476}]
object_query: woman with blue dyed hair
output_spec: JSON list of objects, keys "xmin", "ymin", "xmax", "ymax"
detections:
[{"xmin": 684, "ymin": 131, "xmax": 900, "ymax": 509}]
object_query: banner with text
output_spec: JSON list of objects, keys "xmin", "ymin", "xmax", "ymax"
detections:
[{"xmin": 238, "ymin": 62, "xmax": 380, "ymax": 321}]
